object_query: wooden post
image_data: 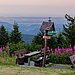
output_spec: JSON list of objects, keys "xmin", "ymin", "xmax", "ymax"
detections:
[{"xmin": 43, "ymin": 38, "xmax": 47, "ymax": 67}]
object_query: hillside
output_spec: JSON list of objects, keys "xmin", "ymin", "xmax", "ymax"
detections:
[{"xmin": 22, "ymin": 34, "xmax": 34, "ymax": 44}]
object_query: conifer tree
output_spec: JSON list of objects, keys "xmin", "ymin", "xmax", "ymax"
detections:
[
  {"xmin": 0, "ymin": 25, "xmax": 9, "ymax": 48},
  {"xmin": 32, "ymin": 32, "xmax": 44, "ymax": 46},
  {"xmin": 57, "ymin": 32, "xmax": 69, "ymax": 48},
  {"xmin": 63, "ymin": 14, "xmax": 75, "ymax": 47},
  {"xmin": 10, "ymin": 23, "xmax": 22, "ymax": 43}
]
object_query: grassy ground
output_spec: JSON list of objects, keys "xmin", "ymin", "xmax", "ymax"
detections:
[{"xmin": 0, "ymin": 57, "xmax": 75, "ymax": 75}]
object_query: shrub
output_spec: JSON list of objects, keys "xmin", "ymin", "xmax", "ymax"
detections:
[
  {"xmin": 25, "ymin": 44, "xmax": 43, "ymax": 52},
  {"xmin": 7, "ymin": 42, "xmax": 25, "ymax": 56},
  {"xmin": 49, "ymin": 53, "xmax": 74, "ymax": 64},
  {"xmin": 49, "ymin": 45, "xmax": 75, "ymax": 64}
]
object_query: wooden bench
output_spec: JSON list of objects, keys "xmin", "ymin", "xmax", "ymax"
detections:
[
  {"xmin": 25, "ymin": 51, "xmax": 41, "ymax": 66},
  {"xmin": 14, "ymin": 49, "xmax": 27, "ymax": 65},
  {"xmin": 70, "ymin": 54, "xmax": 75, "ymax": 68}
]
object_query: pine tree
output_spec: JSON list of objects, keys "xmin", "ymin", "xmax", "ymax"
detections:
[
  {"xmin": 63, "ymin": 14, "xmax": 75, "ymax": 47},
  {"xmin": 57, "ymin": 32, "xmax": 69, "ymax": 48},
  {"xmin": 0, "ymin": 25, "xmax": 9, "ymax": 48},
  {"xmin": 32, "ymin": 32, "xmax": 44, "ymax": 46},
  {"xmin": 10, "ymin": 23, "xmax": 22, "ymax": 43}
]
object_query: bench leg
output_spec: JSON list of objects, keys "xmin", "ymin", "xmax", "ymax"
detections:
[
  {"xmin": 28, "ymin": 57, "xmax": 30, "ymax": 66},
  {"xmin": 35, "ymin": 55, "xmax": 37, "ymax": 60}
]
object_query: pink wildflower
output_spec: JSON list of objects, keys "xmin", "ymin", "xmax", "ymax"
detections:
[
  {"xmin": 65, "ymin": 48, "xmax": 69, "ymax": 53},
  {"xmin": 58, "ymin": 48, "xmax": 61, "ymax": 51},
  {"xmin": 59, "ymin": 51, "xmax": 61, "ymax": 54},
  {"xmin": 5, "ymin": 51, "xmax": 7, "ymax": 54},
  {"xmin": 6, "ymin": 46, "xmax": 9, "ymax": 49},
  {"xmin": 70, "ymin": 44, "xmax": 71, "ymax": 48},
  {"xmin": 3, "ymin": 47, "xmax": 5, "ymax": 49},
  {"xmin": 12, "ymin": 54, "xmax": 14, "ymax": 56},
  {"xmin": 68, "ymin": 48, "xmax": 73, "ymax": 54},
  {"xmin": 74, "ymin": 46, "xmax": 75, "ymax": 51},
  {"xmin": 51, "ymin": 48, "xmax": 52, "ymax": 51},
  {"xmin": 55, "ymin": 48, "xmax": 58, "ymax": 53},
  {"xmin": 51, "ymin": 48, "xmax": 53, "ymax": 53},
  {"xmin": 60, "ymin": 53, "xmax": 64, "ymax": 55},
  {"xmin": 47, "ymin": 47, "xmax": 50, "ymax": 50},
  {"xmin": 62, "ymin": 48, "xmax": 65, "ymax": 53},
  {"xmin": 0, "ymin": 48, "xmax": 2, "ymax": 52}
]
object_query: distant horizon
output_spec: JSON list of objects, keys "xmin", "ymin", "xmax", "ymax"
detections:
[
  {"xmin": 0, "ymin": 15, "xmax": 74, "ymax": 18},
  {"xmin": 0, "ymin": 15, "xmax": 70, "ymax": 17}
]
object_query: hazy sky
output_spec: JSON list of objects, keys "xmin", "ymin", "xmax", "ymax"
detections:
[{"xmin": 0, "ymin": 0, "xmax": 75, "ymax": 17}]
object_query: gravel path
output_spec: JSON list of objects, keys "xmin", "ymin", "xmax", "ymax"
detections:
[
  {"xmin": 19, "ymin": 61, "xmax": 71, "ymax": 69},
  {"xmin": 50, "ymin": 65, "xmax": 71, "ymax": 69}
]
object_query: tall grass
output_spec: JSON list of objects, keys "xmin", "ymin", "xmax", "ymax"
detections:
[{"xmin": 0, "ymin": 56, "xmax": 16, "ymax": 65}]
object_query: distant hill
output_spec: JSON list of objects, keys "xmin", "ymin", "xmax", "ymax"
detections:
[
  {"xmin": 18, "ymin": 23, "xmax": 41, "ymax": 35},
  {"xmin": 22, "ymin": 34, "xmax": 34, "ymax": 44},
  {"xmin": 0, "ymin": 22, "xmax": 13, "ymax": 32}
]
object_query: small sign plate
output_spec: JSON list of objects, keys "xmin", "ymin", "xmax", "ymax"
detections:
[
  {"xmin": 43, "ymin": 36, "xmax": 51, "ymax": 39},
  {"xmin": 47, "ymin": 31, "xmax": 57, "ymax": 36}
]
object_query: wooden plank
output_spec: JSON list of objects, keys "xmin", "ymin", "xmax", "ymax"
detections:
[{"xmin": 25, "ymin": 51, "xmax": 41, "ymax": 57}]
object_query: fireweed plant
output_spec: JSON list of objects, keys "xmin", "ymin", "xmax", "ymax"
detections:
[
  {"xmin": 0, "ymin": 46, "xmax": 10, "ymax": 57},
  {"xmin": 37, "ymin": 44, "xmax": 75, "ymax": 64}
]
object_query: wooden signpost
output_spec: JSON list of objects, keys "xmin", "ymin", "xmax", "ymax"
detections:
[
  {"xmin": 43, "ymin": 31, "xmax": 57, "ymax": 67},
  {"xmin": 40, "ymin": 17, "xmax": 57, "ymax": 67}
]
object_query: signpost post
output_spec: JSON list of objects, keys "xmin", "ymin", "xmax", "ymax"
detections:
[
  {"xmin": 43, "ymin": 31, "xmax": 57, "ymax": 67},
  {"xmin": 42, "ymin": 38, "xmax": 46, "ymax": 67},
  {"xmin": 40, "ymin": 17, "xmax": 56, "ymax": 67}
]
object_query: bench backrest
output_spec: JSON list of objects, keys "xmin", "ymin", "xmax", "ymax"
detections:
[
  {"xmin": 70, "ymin": 54, "xmax": 75, "ymax": 67},
  {"xmin": 14, "ymin": 49, "xmax": 26, "ymax": 58}
]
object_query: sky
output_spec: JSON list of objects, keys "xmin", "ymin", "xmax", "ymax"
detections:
[{"xmin": 0, "ymin": 0, "xmax": 75, "ymax": 17}]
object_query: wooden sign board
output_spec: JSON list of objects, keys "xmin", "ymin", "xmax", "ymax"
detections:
[{"xmin": 43, "ymin": 36, "xmax": 51, "ymax": 39}]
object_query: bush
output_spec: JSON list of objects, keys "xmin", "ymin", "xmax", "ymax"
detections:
[
  {"xmin": 25, "ymin": 44, "xmax": 43, "ymax": 52},
  {"xmin": 49, "ymin": 53, "xmax": 74, "ymax": 64},
  {"xmin": 7, "ymin": 42, "xmax": 25, "ymax": 56}
]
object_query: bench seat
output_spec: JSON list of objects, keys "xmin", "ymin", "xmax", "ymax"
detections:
[
  {"xmin": 34, "ymin": 56, "xmax": 50, "ymax": 67},
  {"xmin": 34, "ymin": 57, "xmax": 43, "ymax": 67}
]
